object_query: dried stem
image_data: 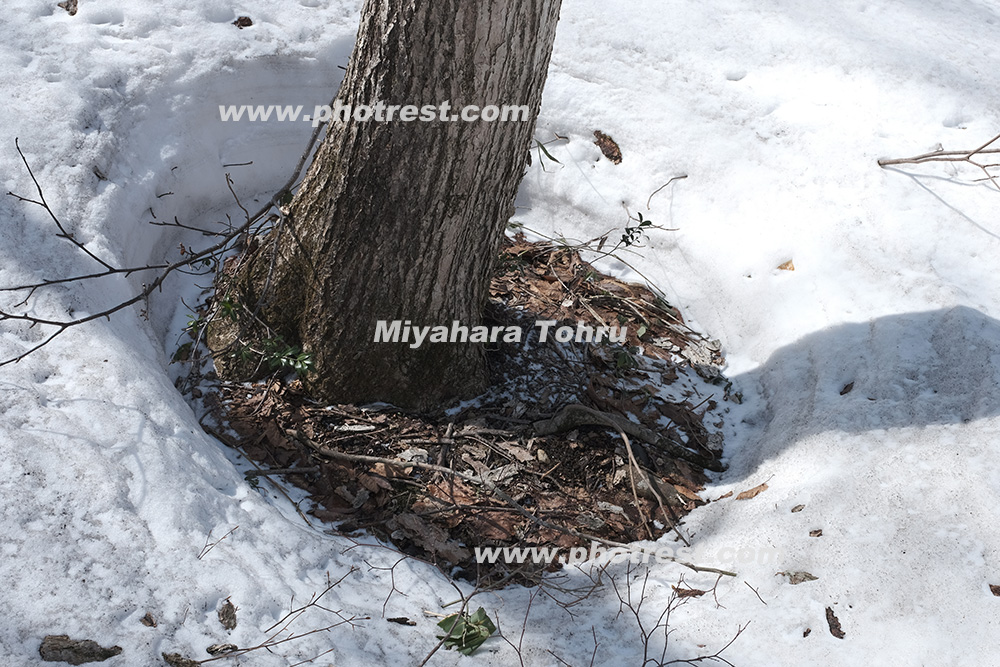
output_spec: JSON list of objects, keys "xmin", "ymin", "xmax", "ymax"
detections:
[{"xmin": 878, "ymin": 132, "xmax": 1000, "ymax": 192}]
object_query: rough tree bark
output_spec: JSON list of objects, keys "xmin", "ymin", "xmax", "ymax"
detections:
[{"xmin": 210, "ymin": 0, "xmax": 563, "ymax": 409}]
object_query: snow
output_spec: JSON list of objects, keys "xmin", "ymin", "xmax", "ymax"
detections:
[{"xmin": 2, "ymin": 0, "xmax": 999, "ymax": 664}]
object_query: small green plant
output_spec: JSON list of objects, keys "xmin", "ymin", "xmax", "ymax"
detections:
[
  {"xmin": 244, "ymin": 472, "xmax": 261, "ymax": 490},
  {"xmin": 615, "ymin": 346, "xmax": 640, "ymax": 372},
  {"xmin": 217, "ymin": 297, "xmax": 238, "ymax": 321},
  {"xmin": 171, "ymin": 341, "xmax": 193, "ymax": 363},
  {"xmin": 534, "ymin": 138, "xmax": 562, "ymax": 165},
  {"xmin": 528, "ymin": 132, "xmax": 567, "ymax": 172},
  {"xmin": 229, "ymin": 335, "xmax": 314, "ymax": 375},
  {"xmin": 261, "ymin": 337, "xmax": 314, "ymax": 374},
  {"xmin": 232, "ymin": 343, "xmax": 257, "ymax": 364},
  {"xmin": 184, "ymin": 314, "xmax": 203, "ymax": 336},
  {"xmin": 620, "ymin": 212, "xmax": 653, "ymax": 248},
  {"xmin": 436, "ymin": 607, "xmax": 496, "ymax": 656}
]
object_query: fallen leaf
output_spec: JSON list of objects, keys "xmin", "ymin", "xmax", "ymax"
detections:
[
  {"xmin": 593, "ymin": 130, "xmax": 622, "ymax": 164},
  {"xmin": 495, "ymin": 441, "xmax": 534, "ymax": 463},
  {"xmin": 206, "ymin": 644, "xmax": 238, "ymax": 656},
  {"xmin": 358, "ymin": 471, "xmax": 392, "ymax": 492},
  {"xmin": 777, "ymin": 260, "xmax": 795, "ymax": 271},
  {"xmin": 673, "ymin": 483, "xmax": 703, "ymax": 502},
  {"xmin": 390, "ymin": 513, "xmax": 471, "ymax": 563},
  {"xmin": 840, "ymin": 381, "xmax": 854, "ymax": 395},
  {"xmin": 825, "ymin": 607, "xmax": 846, "ymax": 639},
  {"xmin": 371, "ymin": 462, "xmax": 399, "ymax": 480},
  {"xmin": 736, "ymin": 482, "xmax": 768, "ymax": 500},
  {"xmin": 163, "ymin": 653, "xmax": 200, "ymax": 667},
  {"xmin": 672, "ymin": 586, "xmax": 707, "ymax": 598},
  {"xmin": 778, "ymin": 571, "xmax": 818, "ymax": 585},
  {"xmin": 424, "ymin": 479, "xmax": 478, "ymax": 506},
  {"xmin": 218, "ymin": 598, "xmax": 237, "ymax": 631},
  {"xmin": 387, "ymin": 617, "xmax": 417, "ymax": 626},
  {"xmin": 809, "ymin": 529, "xmax": 823, "ymax": 537},
  {"xmin": 990, "ymin": 584, "xmax": 1000, "ymax": 597},
  {"xmin": 39, "ymin": 635, "xmax": 122, "ymax": 664},
  {"xmin": 791, "ymin": 504, "xmax": 805, "ymax": 513}
]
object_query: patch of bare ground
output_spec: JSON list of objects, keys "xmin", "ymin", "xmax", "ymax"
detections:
[{"xmin": 202, "ymin": 235, "xmax": 732, "ymax": 586}]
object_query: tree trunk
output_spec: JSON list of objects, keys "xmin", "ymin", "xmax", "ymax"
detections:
[{"xmin": 212, "ymin": 0, "xmax": 562, "ymax": 409}]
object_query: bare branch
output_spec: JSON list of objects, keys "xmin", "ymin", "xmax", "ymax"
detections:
[
  {"xmin": 878, "ymin": 132, "xmax": 1000, "ymax": 193},
  {"xmin": 9, "ymin": 138, "xmax": 115, "ymax": 270},
  {"xmin": 197, "ymin": 525, "xmax": 239, "ymax": 561},
  {"xmin": 0, "ymin": 123, "xmax": 328, "ymax": 366}
]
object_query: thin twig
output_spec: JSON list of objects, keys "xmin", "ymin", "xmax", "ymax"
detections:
[
  {"xmin": 1, "ymin": 119, "xmax": 328, "ymax": 366},
  {"xmin": 878, "ymin": 132, "xmax": 1000, "ymax": 193},
  {"xmin": 416, "ymin": 580, "xmax": 473, "ymax": 667},
  {"xmin": 9, "ymin": 138, "xmax": 114, "ymax": 270},
  {"xmin": 197, "ymin": 525, "xmax": 239, "ymax": 560},
  {"xmin": 744, "ymin": 580, "xmax": 767, "ymax": 606},
  {"xmin": 646, "ymin": 174, "xmax": 688, "ymax": 210}
]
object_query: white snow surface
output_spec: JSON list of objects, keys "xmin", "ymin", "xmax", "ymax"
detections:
[{"xmin": 2, "ymin": 0, "xmax": 999, "ymax": 665}]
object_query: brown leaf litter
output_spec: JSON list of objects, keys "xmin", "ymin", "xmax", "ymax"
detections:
[{"xmin": 203, "ymin": 235, "xmax": 732, "ymax": 585}]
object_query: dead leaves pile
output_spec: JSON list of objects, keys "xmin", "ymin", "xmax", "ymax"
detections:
[
  {"xmin": 211, "ymin": 382, "xmax": 715, "ymax": 585},
  {"xmin": 208, "ymin": 236, "xmax": 730, "ymax": 585}
]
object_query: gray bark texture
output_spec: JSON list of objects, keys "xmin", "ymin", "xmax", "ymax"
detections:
[{"xmin": 213, "ymin": 0, "xmax": 562, "ymax": 409}]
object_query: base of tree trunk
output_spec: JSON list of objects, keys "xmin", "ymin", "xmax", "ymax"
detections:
[
  {"xmin": 201, "ymin": 237, "xmax": 731, "ymax": 586},
  {"xmin": 206, "ymin": 0, "xmax": 563, "ymax": 409}
]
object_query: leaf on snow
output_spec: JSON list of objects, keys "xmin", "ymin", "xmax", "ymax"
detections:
[
  {"xmin": 736, "ymin": 482, "xmax": 769, "ymax": 500},
  {"xmin": 218, "ymin": 598, "xmax": 237, "ymax": 631},
  {"xmin": 672, "ymin": 585, "xmax": 708, "ymax": 598},
  {"xmin": 778, "ymin": 571, "xmax": 818, "ymax": 585},
  {"xmin": 593, "ymin": 130, "xmax": 622, "ymax": 164},
  {"xmin": 825, "ymin": 607, "xmax": 846, "ymax": 639}
]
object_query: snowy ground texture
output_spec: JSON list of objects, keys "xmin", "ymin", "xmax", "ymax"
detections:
[{"xmin": 2, "ymin": 0, "xmax": 999, "ymax": 665}]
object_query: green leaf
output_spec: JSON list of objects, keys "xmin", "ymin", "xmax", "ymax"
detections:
[
  {"xmin": 171, "ymin": 342, "xmax": 193, "ymax": 363},
  {"xmin": 436, "ymin": 607, "xmax": 496, "ymax": 656},
  {"xmin": 536, "ymin": 140, "xmax": 562, "ymax": 164}
]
